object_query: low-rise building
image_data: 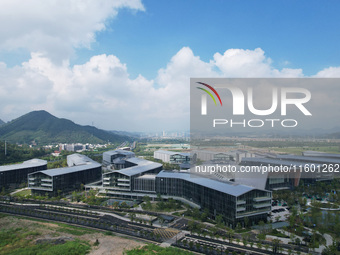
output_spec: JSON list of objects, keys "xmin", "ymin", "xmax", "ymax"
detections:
[
  {"xmin": 0, "ymin": 159, "xmax": 47, "ymax": 189},
  {"xmin": 28, "ymin": 154, "xmax": 101, "ymax": 196},
  {"xmin": 154, "ymin": 150, "xmax": 190, "ymax": 164}
]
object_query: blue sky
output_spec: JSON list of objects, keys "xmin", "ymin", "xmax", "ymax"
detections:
[
  {"xmin": 0, "ymin": 0, "xmax": 340, "ymax": 132},
  {"xmin": 74, "ymin": 0, "xmax": 340, "ymax": 78}
]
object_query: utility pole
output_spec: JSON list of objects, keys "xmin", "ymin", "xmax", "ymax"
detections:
[{"xmin": 4, "ymin": 140, "xmax": 6, "ymax": 156}]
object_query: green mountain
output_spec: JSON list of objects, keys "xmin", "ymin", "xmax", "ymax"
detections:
[
  {"xmin": 0, "ymin": 119, "xmax": 4, "ymax": 126},
  {"xmin": 0, "ymin": 110, "xmax": 130, "ymax": 145}
]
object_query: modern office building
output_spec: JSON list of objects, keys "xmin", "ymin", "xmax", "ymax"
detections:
[
  {"xmin": 154, "ymin": 150, "xmax": 190, "ymax": 164},
  {"xmin": 156, "ymin": 171, "xmax": 271, "ymax": 227},
  {"xmin": 28, "ymin": 154, "xmax": 101, "ymax": 196},
  {"xmin": 0, "ymin": 159, "xmax": 47, "ymax": 189},
  {"xmin": 102, "ymin": 156, "xmax": 163, "ymax": 193}
]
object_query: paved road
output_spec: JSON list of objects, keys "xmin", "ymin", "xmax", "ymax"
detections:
[{"xmin": 303, "ymin": 227, "xmax": 334, "ymax": 254}]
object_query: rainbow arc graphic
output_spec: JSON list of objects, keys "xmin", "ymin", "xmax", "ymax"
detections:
[
  {"xmin": 196, "ymin": 82, "xmax": 223, "ymax": 106},
  {"xmin": 196, "ymin": 82, "xmax": 222, "ymax": 115}
]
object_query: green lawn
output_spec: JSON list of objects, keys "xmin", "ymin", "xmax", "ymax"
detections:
[
  {"xmin": 270, "ymin": 146, "xmax": 340, "ymax": 155},
  {"xmin": 12, "ymin": 189, "xmax": 32, "ymax": 197},
  {"xmin": 124, "ymin": 244, "xmax": 193, "ymax": 255},
  {"xmin": 0, "ymin": 227, "xmax": 90, "ymax": 255}
]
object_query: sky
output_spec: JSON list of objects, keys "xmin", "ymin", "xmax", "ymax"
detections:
[{"xmin": 0, "ymin": 0, "xmax": 340, "ymax": 132}]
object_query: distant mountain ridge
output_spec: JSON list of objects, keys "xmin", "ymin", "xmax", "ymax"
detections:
[
  {"xmin": 0, "ymin": 119, "xmax": 4, "ymax": 126},
  {"xmin": 0, "ymin": 110, "xmax": 130, "ymax": 145}
]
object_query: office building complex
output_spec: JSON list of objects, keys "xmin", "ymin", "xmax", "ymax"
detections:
[
  {"xmin": 0, "ymin": 159, "xmax": 47, "ymax": 189},
  {"xmin": 28, "ymin": 154, "xmax": 101, "ymax": 196},
  {"xmin": 86, "ymin": 150, "xmax": 272, "ymax": 227}
]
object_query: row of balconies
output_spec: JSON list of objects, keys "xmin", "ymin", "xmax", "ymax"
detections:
[
  {"xmin": 117, "ymin": 183, "xmax": 130, "ymax": 187},
  {"xmin": 253, "ymin": 196, "xmax": 271, "ymax": 202},
  {"xmin": 117, "ymin": 178, "xmax": 130, "ymax": 182},
  {"xmin": 253, "ymin": 202, "xmax": 272, "ymax": 209},
  {"xmin": 236, "ymin": 206, "xmax": 246, "ymax": 212},
  {"xmin": 41, "ymin": 178, "xmax": 52, "ymax": 182},
  {"xmin": 41, "ymin": 183, "xmax": 52, "ymax": 187},
  {"xmin": 237, "ymin": 208, "xmax": 270, "ymax": 217},
  {"xmin": 236, "ymin": 200, "xmax": 246, "ymax": 205}
]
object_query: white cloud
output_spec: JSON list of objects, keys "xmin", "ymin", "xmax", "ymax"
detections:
[
  {"xmin": 0, "ymin": 0, "xmax": 144, "ymax": 62},
  {"xmin": 314, "ymin": 67, "xmax": 340, "ymax": 77},
  {"xmin": 1, "ymin": 47, "xmax": 340, "ymax": 131},
  {"xmin": 213, "ymin": 48, "xmax": 303, "ymax": 77}
]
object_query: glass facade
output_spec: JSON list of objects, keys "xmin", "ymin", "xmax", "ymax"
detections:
[
  {"xmin": 0, "ymin": 160, "xmax": 47, "ymax": 189},
  {"xmin": 134, "ymin": 176, "xmax": 156, "ymax": 192},
  {"xmin": 155, "ymin": 174, "xmax": 271, "ymax": 227},
  {"xmin": 29, "ymin": 165, "xmax": 102, "ymax": 196}
]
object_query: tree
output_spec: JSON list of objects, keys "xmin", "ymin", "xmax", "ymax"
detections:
[
  {"xmin": 295, "ymin": 237, "xmax": 301, "ymax": 246},
  {"xmin": 0, "ymin": 187, "xmax": 6, "ymax": 195},
  {"xmin": 258, "ymin": 233, "xmax": 266, "ymax": 243},
  {"xmin": 244, "ymin": 217, "xmax": 249, "ymax": 228},
  {"xmin": 195, "ymin": 223, "xmax": 204, "ymax": 236},
  {"xmin": 195, "ymin": 242, "xmax": 201, "ymax": 251},
  {"xmin": 143, "ymin": 195, "xmax": 151, "ymax": 202},
  {"xmin": 129, "ymin": 212, "xmax": 136, "ymax": 222},
  {"xmin": 258, "ymin": 220, "xmax": 266, "ymax": 233},
  {"xmin": 236, "ymin": 222, "xmax": 242, "ymax": 231},
  {"xmin": 94, "ymin": 239, "xmax": 100, "ymax": 246},
  {"xmin": 216, "ymin": 214, "xmax": 224, "ymax": 227},
  {"xmin": 188, "ymin": 220, "xmax": 195, "ymax": 235},
  {"xmin": 264, "ymin": 244, "xmax": 269, "ymax": 251},
  {"xmin": 120, "ymin": 201, "xmax": 128, "ymax": 208},
  {"xmin": 228, "ymin": 229, "xmax": 234, "ymax": 243},
  {"xmin": 112, "ymin": 201, "xmax": 119, "ymax": 209},
  {"xmin": 272, "ymin": 239, "xmax": 280, "ymax": 254},
  {"xmin": 57, "ymin": 189, "xmax": 62, "ymax": 198},
  {"xmin": 192, "ymin": 208, "xmax": 200, "ymax": 219},
  {"xmin": 201, "ymin": 208, "xmax": 209, "ymax": 221}
]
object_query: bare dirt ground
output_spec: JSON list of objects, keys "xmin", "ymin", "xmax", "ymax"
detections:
[
  {"xmin": 0, "ymin": 214, "xmax": 146, "ymax": 255},
  {"xmin": 87, "ymin": 234, "xmax": 145, "ymax": 255}
]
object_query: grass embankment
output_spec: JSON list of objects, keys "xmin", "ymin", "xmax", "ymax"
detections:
[
  {"xmin": 124, "ymin": 244, "xmax": 193, "ymax": 255},
  {"xmin": 11, "ymin": 189, "xmax": 31, "ymax": 197},
  {"xmin": 270, "ymin": 146, "xmax": 339, "ymax": 155},
  {"xmin": 0, "ymin": 227, "xmax": 90, "ymax": 255},
  {"xmin": 0, "ymin": 213, "xmax": 94, "ymax": 255}
]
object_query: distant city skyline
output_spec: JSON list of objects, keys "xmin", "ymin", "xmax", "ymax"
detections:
[{"xmin": 1, "ymin": 0, "xmax": 340, "ymax": 132}]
